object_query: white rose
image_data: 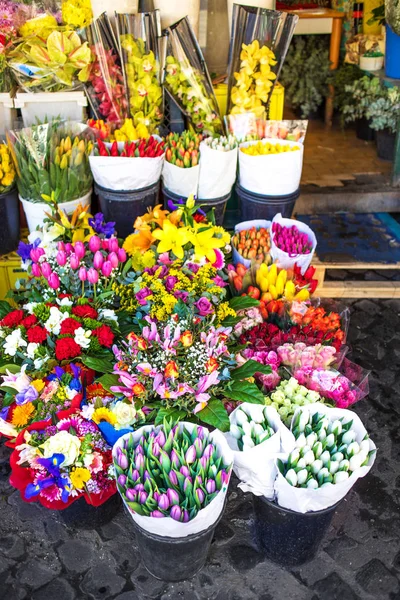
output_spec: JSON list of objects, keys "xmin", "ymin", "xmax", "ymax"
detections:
[
  {"xmin": 81, "ymin": 404, "xmax": 95, "ymax": 420},
  {"xmin": 113, "ymin": 401, "xmax": 137, "ymax": 429},
  {"xmin": 27, "ymin": 342, "xmax": 38, "ymax": 360},
  {"xmin": 57, "ymin": 297, "xmax": 73, "ymax": 307},
  {"xmin": 41, "ymin": 431, "xmax": 81, "ymax": 467},
  {"xmin": 4, "ymin": 330, "xmax": 27, "ymax": 356},
  {"xmin": 74, "ymin": 327, "xmax": 91, "ymax": 349}
]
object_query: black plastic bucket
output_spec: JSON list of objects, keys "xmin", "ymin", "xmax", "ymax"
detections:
[
  {"xmin": 129, "ymin": 509, "xmax": 224, "ymax": 581},
  {"xmin": 236, "ymin": 183, "xmax": 300, "ymax": 221},
  {"xmin": 0, "ymin": 187, "xmax": 19, "ymax": 255},
  {"xmin": 376, "ymin": 129, "xmax": 396, "ymax": 161},
  {"xmin": 252, "ymin": 496, "xmax": 340, "ymax": 566},
  {"xmin": 58, "ymin": 493, "xmax": 121, "ymax": 528},
  {"xmin": 355, "ymin": 118, "xmax": 375, "ymax": 142},
  {"xmin": 162, "ymin": 185, "xmax": 231, "ymax": 226},
  {"xmin": 95, "ymin": 181, "xmax": 160, "ymax": 238}
]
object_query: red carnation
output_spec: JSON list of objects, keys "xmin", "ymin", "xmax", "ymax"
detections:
[
  {"xmin": 72, "ymin": 305, "xmax": 98, "ymax": 320},
  {"xmin": 27, "ymin": 326, "xmax": 48, "ymax": 344},
  {"xmin": 60, "ymin": 318, "xmax": 82, "ymax": 336},
  {"xmin": 92, "ymin": 325, "xmax": 115, "ymax": 347},
  {"xmin": 55, "ymin": 338, "xmax": 82, "ymax": 361},
  {"xmin": 1, "ymin": 310, "xmax": 24, "ymax": 328},
  {"xmin": 21, "ymin": 315, "xmax": 38, "ymax": 329},
  {"xmin": 59, "ymin": 294, "xmax": 72, "ymax": 299}
]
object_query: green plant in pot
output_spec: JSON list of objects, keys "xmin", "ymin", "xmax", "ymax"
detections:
[
  {"xmin": 342, "ymin": 75, "xmax": 382, "ymax": 141},
  {"xmin": 280, "ymin": 36, "xmax": 331, "ymax": 119},
  {"xmin": 0, "ymin": 143, "xmax": 19, "ymax": 255},
  {"xmin": 366, "ymin": 85, "xmax": 400, "ymax": 161},
  {"xmin": 327, "ymin": 63, "xmax": 364, "ymax": 117}
]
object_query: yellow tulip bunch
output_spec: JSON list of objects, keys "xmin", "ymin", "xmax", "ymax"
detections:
[
  {"xmin": 113, "ymin": 118, "xmax": 150, "ymax": 142},
  {"xmin": 231, "ymin": 40, "xmax": 277, "ymax": 118},
  {"xmin": 0, "ymin": 144, "xmax": 16, "ymax": 193},
  {"xmin": 53, "ymin": 136, "xmax": 93, "ymax": 170},
  {"xmin": 256, "ymin": 263, "xmax": 310, "ymax": 302},
  {"xmin": 241, "ymin": 142, "xmax": 300, "ymax": 156}
]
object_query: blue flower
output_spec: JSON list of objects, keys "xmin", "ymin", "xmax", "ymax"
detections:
[
  {"xmin": 0, "ymin": 406, "xmax": 10, "ymax": 420},
  {"xmin": 89, "ymin": 213, "xmax": 116, "ymax": 238},
  {"xmin": 167, "ymin": 198, "xmax": 184, "ymax": 211},
  {"xmin": 69, "ymin": 378, "xmax": 82, "ymax": 392},
  {"xmin": 37, "ymin": 453, "xmax": 65, "ymax": 476},
  {"xmin": 15, "ymin": 385, "xmax": 38, "ymax": 406},
  {"xmin": 70, "ymin": 364, "xmax": 81, "ymax": 380}
]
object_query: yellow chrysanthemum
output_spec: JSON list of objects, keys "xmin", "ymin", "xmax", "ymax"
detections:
[
  {"xmin": 11, "ymin": 403, "xmax": 35, "ymax": 428},
  {"xmin": 70, "ymin": 467, "xmax": 91, "ymax": 490},
  {"xmin": 92, "ymin": 407, "xmax": 117, "ymax": 426}
]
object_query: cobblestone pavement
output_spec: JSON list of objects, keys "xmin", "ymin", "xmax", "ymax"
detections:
[{"xmin": 1, "ymin": 298, "xmax": 399, "ymax": 600}]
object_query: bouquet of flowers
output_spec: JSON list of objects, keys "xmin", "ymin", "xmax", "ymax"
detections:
[
  {"xmin": 62, "ymin": 0, "xmax": 93, "ymax": 29},
  {"xmin": 265, "ymin": 376, "xmax": 325, "ymax": 426},
  {"xmin": 270, "ymin": 215, "xmax": 317, "ymax": 274},
  {"xmin": 87, "ymin": 117, "xmax": 152, "ymax": 142},
  {"xmin": 0, "ymin": 0, "xmax": 18, "ymax": 93},
  {"xmin": 0, "ymin": 363, "xmax": 86, "ymax": 439},
  {"xmin": 0, "ymin": 143, "xmax": 16, "ymax": 193},
  {"xmin": 162, "ymin": 131, "xmax": 201, "ymax": 197},
  {"xmin": 164, "ymin": 17, "xmax": 223, "ymax": 136},
  {"xmin": 9, "ymin": 411, "xmax": 116, "ymax": 509},
  {"xmin": 7, "ymin": 121, "xmax": 93, "ymax": 205},
  {"xmin": 116, "ymin": 11, "xmax": 163, "ymax": 134},
  {"xmin": 0, "ymin": 299, "xmax": 119, "ymax": 373}
]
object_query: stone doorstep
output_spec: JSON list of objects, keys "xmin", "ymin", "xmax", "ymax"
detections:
[{"xmin": 296, "ymin": 190, "xmax": 400, "ymax": 215}]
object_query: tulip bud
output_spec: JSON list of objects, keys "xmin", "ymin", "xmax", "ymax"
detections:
[
  {"xmin": 311, "ymin": 459, "xmax": 323, "ymax": 475},
  {"xmin": 30, "ymin": 247, "xmax": 44, "ymax": 263},
  {"xmin": 117, "ymin": 248, "xmax": 127, "ymax": 263},
  {"xmin": 131, "ymin": 469, "xmax": 140, "ymax": 481},
  {"xmin": 297, "ymin": 469, "xmax": 308, "ymax": 485},
  {"xmin": 93, "ymin": 251, "xmax": 104, "ymax": 270},
  {"xmin": 134, "ymin": 482, "xmax": 145, "ymax": 491},
  {"xmin": 117, "ymin": 452, "xmax": 128, "ymax": 470},
  {"xmin": 185, "ymin": 445, "xmax": 196, "ymax": 464},
  {"xmin": 31, "ymin": 263, "xmax": 41, "ymax": 278},
  {"xmin": 195, "ymin": 489, "xmax": 205, "ymax": 504},
  {"xmin": 171, "ymin": 449, "xmax": 180, "ymax": 469},
  {"xmin": 341, "ymin": 430, "xmax": 356, "ymax": 445},
  {"xmin": 235, "ymin": 409, "xmax": 248, "ymax": 426},
  {"xmin": 183, "ymin": 509, "xmax": 190, "ymax": 523},
  {"xmin": 180, "ymin": 465, "xmax": 190, "ymax": 478},
  {"xmin": 65, "ymin": 243, "xmax": 73, "ymax": 255},
  {"xmin": 125, "ymin": 488, "xmax": 136, "ymax": 502},
  {"xmin": 101, "ymin": 261, "xmax": 112, "ymax": 277},
  {"xmin": 117, "ymin": 474, "xmax": 127, "ymax": 487},
  {"xmin": 151, "ymin": 441, "xmax": 161, "ymax": 457},
  {"xmin": 108, "ymin": 252, "xmax": 119, "ymax": 269},
  {"xmin": 307, "ymin": 478, "xmax": 319, "ymax": 489},
  {"xmin": 285, "ymin": 469, "xmax": 298, "ymax": 487},
  {"xmin": 203, "ymin": 444, "xmax": 214, "ymax": 459},
  {"xmin": 78, "ymin": 267, "xmax": 87, "ymax": 282},
  {"xmin": 160, "ymin": 450, "xmax": 171, "ymax": 472},
  {"xmin": 230, "ymin": 424, "xmax": 242, "ymax": 440},
  {"xmin": 205, "ymin": 479, "xmax": 216, "ymax": 494},
  {"xmin": 167, "ymin": 488, "xmax": 180, "ymax": 505},
  {"xmin": 158, "ymin": 493, "xmax": 170, "ymax": 510},
  {"xmin": 48, "ymin": 273, "xmax": 60, "ymax": 290},
  {"xmin": 56, "ymin": 251, "xmax": 67, "ymax": 267},
  {"xmin": 135, "ymin": 453, "xmax": 144, "ymax": 470},
  {"xmin": 70, "ymin": 254, "xmax": 80, "ymax": 270},
  {"xmin": 74, "ymin": 241, "xmax": 86, "ymax": 260},
  {"xmin": 101, "ymin": 239, "xmax": 109, "ymax": 251},
  {"xmin": 168, "ymin": 470, "xmax": 178, "ymax": 486},
  {"xmin": 138, "ymin": 491, "xmax": 148, "ymax": 504},
  {"xmin": 87, "ymin": 268, "xmax": 99, "ymax": 284},
  {"xmin": 89, "ymin": 235, "xmax": 101, "ymax": 252},
  {"xmin": 334, "ymin": 471, "xmax": 349, "ymax": 484},
  {"xmin": 41, "ymin": 262, "xmax": 52, "ymax": 279},
  {"xmin": 170, "ymin": 505, "xmax": 182, "ymax": 521},
  {"xmin": 155, "ymin": 430, "xmax": 166, "ymax": 447},
  {"xmin": 109, "ymin": 238, "xmax": 119, "ymax": 253},
  {"xmin": 57, "ymin": 241, "xmax": 65, "ymax": 252},
  {"xmin": 150, "ymin": 510, "xmax": 165, "ymax": 518}
]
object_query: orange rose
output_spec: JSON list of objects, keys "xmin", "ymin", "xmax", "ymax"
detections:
[
  {"xmin": 205, "ymin": 357, "xmax": 219, "ymax": 373},
  {"xmin": 164, "ymin": 361, "xmax": 179, "ymax": 379},
  {"xmin": 132, "ymin": 383, "xmax": 146, "ymax": 396},
  {"xmin": 180, "ymin": 331, "xmax": 193, "ymax": 347}
]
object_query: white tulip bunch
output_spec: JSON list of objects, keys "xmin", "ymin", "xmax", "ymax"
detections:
[
  {"xmin": 203, "ymin": 135, "xmax": 238, "ymax": 152},
  {"xmin": 279, "ymin": 410, "xmax": 375, "ymax": 489},
  {"xmin": 230, "ymin": 406, "xmax": 275, "ymax": 451}
]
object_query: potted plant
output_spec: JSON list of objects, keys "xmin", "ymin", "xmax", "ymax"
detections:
[
  {"xmin": 327, "ymin": 63, "xmax": 364, "ymax": 120},
  {"xmin": 342, "ymin": 75, "xmax": 382, "ymax": 141},
  {"xmin": 280, "ymin": 36, "xmax": 331, "ymax": 119},
  {"xmin": 366, "ymin": 84, "xmax": 400, "ymax": 160},
  {"xmin": 359, "ymin": 49, "xmax": 385, "ymax": 72},
  {"xmin": 113, "ymin": 419, "xmax": 233, "ymax": 581},
  {"xmin": 0, "ymin": 143, "xmax": 19, "ymax": 255}
]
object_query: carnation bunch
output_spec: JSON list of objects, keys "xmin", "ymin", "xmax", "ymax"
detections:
[
  {"xmin": 230, "ymin": 405, "xmax": 276, "ymax": 450},
  {"xmin": 114, "ymin": 421, "xmax": 231, "ymax": 521}
]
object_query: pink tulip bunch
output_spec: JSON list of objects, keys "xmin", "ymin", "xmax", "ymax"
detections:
[
  {"xmin": 30, "ymin": 247, "xmax": 61, "ymax": 290},
  {"xmin": 272, "ymin": 222, "xmax": 313, "ymax": 255}
]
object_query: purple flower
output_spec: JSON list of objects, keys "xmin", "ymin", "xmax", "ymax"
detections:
[
  {"xmin": 138, "ymin": 491, "xmax": 148, "ymax": 504},
  {"xmin": 180, "ymin": 466, "xmax": 190, "ymax": 478},
  {"xmin": 213, "ymin": 275, "xmax": 228, "ymax": 288},
  {"xmin": 174, "ymin": 290, "xmax": 189, "ymax": 302},
  {"xmin": 17, "ymin": 238, "xmax": 40, "ymax": 262},
  {"xmin": 186, "ymin": 262, "xmax": 200, "ymax": 274},
  {"xmin": 117, "ymin": 474, "xmax": 127, "ymax": 487},
  {"xmin": 194, "ymin": 297, "xmax": 213, "ymax": 317},
  {"xmin": 151, "ymin": 441, "xmax": 161, "ymax": 457},
  {"xmin": 203, "ymin": 444, "xmax": 215, "ymax": 459},
  {"xmin": 158, "ymin": 493, "xmax": 170, "ymax": 510},
  {"xmin": 167, "ymin": 488, "xmax": 180, "ymax": 505},
  {"xmin": 171, "ymin": 449, "xmax": 180, "ymax": 469},
  {"xmin": 134, "ymin": 482, "xmax": 145, "ymax": 491},
  {"xmin": 155, "ymin": 430, "xmax": 166, "ymax": 447},
  {"xmin": 167, "ymin": 198, "xmax": 184, "ymax": 211},
  {"xmin": 15, "ymin": 385, "xmax": 38, "ymax": 406},
  {"xmin": 125, "ymin": 489, "xmax": 136, "ymax": 502},
  {"xmin": 185, "ymin": 445, "xmax": 196, "ymax": 464},
  {"xmin": 165, "ymin": 275, "xmax": 178, "ymax": 292},
  {"xmin": 196, "ymin": 489, "xmax": 205, "ymax": 504},
  {"xmin": 135, "ymin": 454, "xmax": 145, "ymax": 470},
  {"xmin": 170, "ymin": 505, "xmax": 182, "ymax": 521},
  {"xmin": 131, "ymin": 469, "xmax": 140, "ymax": 482},
  {"xmin": 116, "ymin": 448, "xmax": 128, "ymax": 470},
  {"xmin": 150, "ymin": 510, "xmax": 165, "ymax": 518},
  {"xmin": 136, "ymin": 287, "xmax": 153, "ymax": 306},
  {"xmin": 89, "ymin": 213, "xmax": 116, "ymax": 238},
  {"xmin": 0, "ymin": 406, "xmax": 10, "ymax": 420},
  {"xmin": 182, "ymin": 509, "xmax": 190, "ymax": 523},
  {"xmin": 206, "ymin": 479, "xmax": 216, "ymax": 494}
]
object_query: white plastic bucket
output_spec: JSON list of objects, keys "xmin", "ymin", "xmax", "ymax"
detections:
[
  {"xmin": 14, "ymin": 91, "xmax": 88, "ymax": 128},
  {"xmin": 20, "ymin": 189, "xmax": 92, "ymax": 233},
  {"xmin": 227, "ymin": 0, "xmax": 275, "ymax": 33},
  {"xmin": 0, "ymin": 93, "xmax": 16, "ymax": 138},
  {"xmin": 153, "ymin": 0, "xmax": 200, "ymax": 36}
]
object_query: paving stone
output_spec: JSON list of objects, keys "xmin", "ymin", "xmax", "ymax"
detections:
[
  {"xmin": 105, "ymin": 539, "xmax": 141, "ymax": 572},
  {"xmin": 355, "ymin": 559, "xmax": 399, "ymax": 596},
  {"xmin": 17, "ymin": 559, "xmax": 61, "ymax": 591},
  {"xmin": 324, "ymin": 535, "xmax": 360, "ymax": 570},
  {"xmin": 31, "ymin": 578, "xmax": 76, "ymax": 600},
  {"xmin": 313, "ymin": 572, "xmax": 361, "ymax": 600},
  {"xmin": 131, "ymin": 567, "xmax": 168, "ymax": 599},
  {"xmin": 228, "ymin": 544, "xmax": 263, "ymax": 573},
  {"xmin": 0, "ymin": 583, "xmax": 28, "ymax": 600},
  {"xmin": 114, "ymin": 593, "xmax": 140, "ymax": 600},
  {"xmin": 80, "ymin": 563, "xmax": 126, "ymax": 599},
  {"xmin": 213, "ymin": 521, "xmax": 235, "ymax": 544},
  {"xmin": 57, "ymin": 539, "xmax": 97, "ymax": 573}
]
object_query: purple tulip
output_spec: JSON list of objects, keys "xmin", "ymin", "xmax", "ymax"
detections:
[
  {"xmin": 48, "ymin": 273, "xmax": 60, "ymax": 290},
  {"xmin": 31, "ymin": 263, "xmax": 41, "ymax": 278},
  {"xmin": 183, "ymin": 477, "xmax": 193, "ymax": 492},
  {"xmin": 195, "ymin": 489, "xmax": 205, "ymax": 504},
  {"xmin": 101, "ymin": 261, "xmax": 112, "ymax": 277},
  {"xmin": 41, "ymin": 262, "xmax": 52, "ymax": 279},
  {"xmin": 108, "ymin": 252, "xmax": 119, "ymax": 268},
  {"xmin": 70, "ymin": 254, "xmax": 80, "ymax": 270},
  {"xmin": 138, "ymin": 491, "xmax": 148, "ymax": 504},
  {"xmin": 117, "ymin": 248, "xmax": 127, "ymax": 263},
  {"xmin": 74, "ymin": 241, "xmax": 86, "ymax": 260},
  {"xmin": 206, "ymin": 479, "xmax": 216, "ymax": 494},
  {"xmin": 117, "ymin": 474, "xmax": 127, "ymax": 487},
  {"xmin": 150, "ymin": 510, "xmax": 165, "ymax": 518},
  {"xmin": 171, "ymin": 450, "xmax": 180, "ymax": 469},
  {"xmin": 167, "ymin": 488, "xmax": 180, "ymax": 506},
  {"xmin": 200, "ymin": 456, "xmax": 208, "ymax": 469},
  {"xmin": 30, "ymin": 247, "xmax": 44, "ymax": 263},
  {"xmin": 144, "ymin": 470, "xmax": 151, "ymax": 481},
  {"xmin": 197, "ymin": 426, "xmax": 205, "ymax": 440},
  {"xmin": 155, "ymin": 430, "xmax": 166, "ymax": 447},
  {"xmin": 185, "ymin": 445, "xmax": 196, "ymax": 464},
  {"xmin": 109, "ymin": 238, "xmax": 119, "ymax": 253},
  {"xmin": 182, "ymin": 510, "xmax": 190, "ymax": 523},
  {"xmin": 117, "ymin": 451, "xmax": 128, "ymax": 470},
  {"xmin": 135, "ymin": 443, "xmax": 144, "ymax": 455},
  {"xmin": 135, "ymin": 454, "xmax": 145, "ymax": 470},
  {"xmin": 195, "ymin": 475, "xmax": 202, "ymax": 486},
  {"xmin": 169, "ymin": 470, "xmax": 178, "ymax": 486},
  {"xmin": 93, "ymin": 251, "xmax": 104, "ymax": 270},
  {"xmin": 131, "ymin": 469, "xmax": 140, "ymax": 482},
  {"xmin": 87, "ymin": 268, "xmax": 99, "ymax": 284},
  {"xmin": 125, "ymin": 488, "xmax": 136, "ymax": 502},
  {"xmin": 203, "ymin": 444, "xmax": 215, "ymax": 459},
  {"xmin": 89, "ymin": 235, "xmax": 101, "ymax": 253},
  {"xmin": 56, "ymin": 251, "xmax": 67, "ymax": 267},
  {"xmin": 134, "ymin": 482, "xmax": 145, "ymax": 491},
  {"xmin": 180, "ymin": 466, "xmax": 190, "ymax": 478},
  {"xmin": 170, "ymin": 505, "xmax": 182, "ymax": 521},
  {"xmin": 194, "ymin": 438, "xmax": 203, "ymax": 457},
  {"xmin": 158, "ymin": 493, "xmax": 170, "ymax": 510},
  {"xmin": 153, "ymin": 491, "xmax": 160, "ymax": 503},
  {"xmin": 151, "ymin": 441, "xmax": 161, "ymax": 457}
]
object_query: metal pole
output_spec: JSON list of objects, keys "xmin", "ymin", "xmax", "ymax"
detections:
[{"xmin": 392, "ymin": 116, "xmax": 400, "ymax": 187}]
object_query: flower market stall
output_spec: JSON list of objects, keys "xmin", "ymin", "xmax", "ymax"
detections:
[{"xmin": 0, "ymin": 1, "xmax": 378, "ymax": 584}]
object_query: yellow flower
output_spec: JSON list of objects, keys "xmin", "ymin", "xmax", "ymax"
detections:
[
  {"xmin": 32, "ymin": 380, "xmax": 45, "ymax": 393},
  {"xmin": 152, "ymin": 221, "xmax": 190, "ymax": 260},
  {"xmin": 212, "ymin": 226, "xmax": 230, "ymax": 245},
  {"xmin": 92, "ymin": 407, "xmax": 117, "ymax": 426},
  {"xmin": 216, "ymin": 302, "xmax": 236, "ymax": 324},
  {"xmin": 123, "ymin": 229, "xmax": 155, "ymax": 255},
  {"xmin": 11, "ymin": 403, "xmax": 35, "ymax": 428},
  {"xmin": 70, "ymin": 467, "xmax": 91, "ymax": 490},
  {"xmin": 189, "ymin": 226, "xmax": 226, "ymax": 263}
]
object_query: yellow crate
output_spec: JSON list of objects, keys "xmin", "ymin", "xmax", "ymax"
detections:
[
  {"xmin": 0, "ymin": 250, "xmax": 27, "ymax": 304},
  {"xmin": 213, "ymin": 82, "xmax": 285, "ymax": 120}
]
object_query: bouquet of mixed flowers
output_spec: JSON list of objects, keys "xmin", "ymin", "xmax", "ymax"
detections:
[
  {"xmin": 116, "ymin": 11, "xmax": 163, "ymax": 135},
  {"xmin": 0, "ymin": 299, "xmax": 119, "ymax": 373},
  {"xmin": 62, "ymin": 0, "xmax": 93, "ymax": 30},
  {"xmin": 0, "ymin": 143, "xmax": 16, "ymax": 193},
  {"xmin": 0, "ymin": 0, "xmax": 18, "ymax": 93},
  {"xmin": 9, "ymin": 410, "xmax": 116, "ymax": 509}
]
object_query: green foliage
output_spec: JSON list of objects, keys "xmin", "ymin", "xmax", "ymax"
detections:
[
  {"xmin": 386, "ymin": 0, "xmax": 400, "ymax": 35},
  {"xmin": 343, "ymin": 75, "xmax": 400, "ymax": 133},
  {"xmin": 342, "ymin": 76, "xmax": 383, "ymax": 123},
  {"xmin": 280, "ymin": 36, "xmax": 331, "ymax": 118},
  {"xmin": 327, "ymin": 63, "xmax": 364, "ymax": 114},
  {"xmin": 366, "ymin": 86, "xmax": 400, "ymax": 133}
]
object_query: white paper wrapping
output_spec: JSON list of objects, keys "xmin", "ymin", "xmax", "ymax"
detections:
[
  {"xmin": 238, "ymin": 139, "xmax": 304, "ymax": 196},
  {"xmin": 89, "ymin": 155, "xmax": 164, "ymax": 191},
  {"xmin": 198, "ymin": 142, "xmax": 238, "ymax": 199},
  {"xmin": 231, "ymin": 219, "xmax": 271, "ymax": 267},
  {"xmin": 274, "ymin": 403, "xmax": 376, "ymax": 513},
  {"xmin": 113, "ymin": 422, "xmax": 233, "ymax": 538},
  {"xmin": 225, "ymin": 404, "xmax": 295, "ymax": 499},
  {"xmin": 270, "ymin": 213, "xmax": 317, "ymax": 274},
  {"xmin": 162, "ymin": 162, "xmax": 200, "ymax": 198}
]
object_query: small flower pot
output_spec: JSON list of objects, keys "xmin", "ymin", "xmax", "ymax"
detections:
[
  {"xmin": 355, "ymin": 118, "xmax": 375, "ymax": 142},
  {"xmin": 95, "ymin": 181, "xmax": 160, "ymax": 238},
  {"xmin": 162, "ymin": 185, "xmax": 230, "ymax": 226},
  {"xmin": 252, "ymin": 495, "xmax": 341, "ymax": 566},
  {"xmin": 129, "ymin": 507, "xmax": 224, "ymax": 581},
  {"xmin": 359, "ymin": 55, "xmax": 384, "ymax": 72},
  {"xmin": 58, "ymin": 493, "xmax": 121, "ymax": 528},
  {"xmin": 20, "ymin": 189, "xmax": 92, "ymax": 233},
  {"xmin": 0, "ymin": 186, "xmax": 20, "ymax": 255},
  {"xmin": 376, "ymin": 129, "xmax": 396, "ymax": 161},
  {"xmin": 236, "ymin": 183, "xmax": 300, "ymax": 221}
]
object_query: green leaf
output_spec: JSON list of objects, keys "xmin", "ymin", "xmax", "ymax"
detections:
[
  {"xmin": 155, "ymin": 407, "xmax": 186, "ymax": 426},
  {"xmin": 97, "ymin": 373, "xmax": 120, "ymax": 393},
  {"xmin": 0, "ymin": 300, "xmax": 13, "ymax": 319},
  {"xmin": 229, "ymin": 296, "xmax": 260, "ymax": 310},
  {"xmin": 125, "ymin": 501, "xmax": 145, "ymax": 515},
  {"xmin": 224, "ymin": 381, "xmax": 265, "ymax": 404},
  {"xmin": 220, "ymin": 315, "xmax": 242, "ymax": 327},
  {"xmin": 81, "ymin": 355, "xmax": 114, "ymax": 374},
  {"xmin": 0, "ymin": 363, "xmax": 21, "ymax": 375},
  {"xmin": 1, "ymin": 393, "xmax": 15, "ymax": 407},
  {"xmin": 0, "ymin": 386, "xmax": 17, "ymax": 397},
  {"xmin": 230, "ymin": 359, "xmax": 272, "ymax": 381},
  {"xmin": 197, "ymin": 398, "xmax": 230, "ymax": 432}
]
